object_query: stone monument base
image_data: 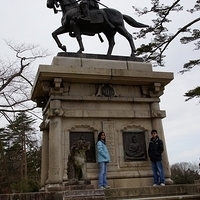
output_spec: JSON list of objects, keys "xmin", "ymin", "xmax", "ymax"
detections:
[{"xmin": 31, "ymin": 53, "xmax": 174, "ymax": 190}]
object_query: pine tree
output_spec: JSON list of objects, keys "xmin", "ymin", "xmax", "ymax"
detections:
[
  {"xmin": 0, "ymin": 128, "xmax": 12, "ymax": 193},
  {"xmin": 0, "ymin": 112, "xmax": 41, "ymax": 193}
]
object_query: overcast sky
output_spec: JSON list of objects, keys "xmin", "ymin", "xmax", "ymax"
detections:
[{"xmin": 0, "ymin": 0, "xmax": 199, "ymax": 165}]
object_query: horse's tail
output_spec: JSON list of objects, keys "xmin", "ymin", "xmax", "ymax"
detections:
[{"xmin": 123, "ymin": 14, "xmax": 148, "ymax": 28}]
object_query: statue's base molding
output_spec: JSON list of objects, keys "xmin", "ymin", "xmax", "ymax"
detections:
[{"xmin": 57, "ymin": 52, "xmax": 144, "ymax": 62}]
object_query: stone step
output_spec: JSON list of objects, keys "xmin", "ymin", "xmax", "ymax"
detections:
[
  {"xmin": 113, "ymin": 194, "xmax": 200, "ymax": 200},
  {"xmin": 104, "ymin": 184, "xmax": 200, "ymax": 199},
  {"xmin": 64, "ymin": 189, "xmax": 105, "ymax": 200},
  {"xmin": 1, "ymin": 184, "xmax": 200, "ymax": 200},
  {"xmin": 64, "ymin": 184, "xmax": 95, "ymax": 191}
]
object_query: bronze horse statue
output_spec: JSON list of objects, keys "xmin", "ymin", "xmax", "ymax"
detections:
[{"xmin": 47, "ymin": 0, "xmax": 148, "ymax": 57}]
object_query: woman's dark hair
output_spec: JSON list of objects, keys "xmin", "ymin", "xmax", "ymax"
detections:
[{"xmin": 97, "ymin": 131, "xmax": 106, "ymax": 143}]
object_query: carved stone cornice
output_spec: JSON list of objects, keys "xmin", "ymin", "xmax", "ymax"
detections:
[
  {"xmin": 31, "ymin": 62, "xmax": 173, "ymax": 107},
  {"xmin": 141, "ymin": 82, "xmax": 164, "ymax": 98},
  {"xmin": 45, "ymin": 108, "xmax": 166, "ymax": 119}
]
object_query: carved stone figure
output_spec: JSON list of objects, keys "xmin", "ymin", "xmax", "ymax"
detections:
[
  {"xmin": 67, "ymin": 135, "xmax": 90, "ymax": 181},
  {"xmin": 125, "ymin": 135, "xmax": 145, "ymax": 160},
  {"xmin": 46, "ymin": 0, "xmax": 148, "ymax": 57}
]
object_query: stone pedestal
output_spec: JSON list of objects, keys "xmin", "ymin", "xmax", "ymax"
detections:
[{"xmin": 31, "ymin": 53, "xmax": 174, "ymax": 191}]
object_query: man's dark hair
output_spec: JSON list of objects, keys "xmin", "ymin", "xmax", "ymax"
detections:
[{"xmin": 151, "ymin": 129, "xmax": 157, "ymax": 134}]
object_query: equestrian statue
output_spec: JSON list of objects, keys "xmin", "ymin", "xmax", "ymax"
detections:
[{"xmin": 47, "ymin": 0, "xmax": 148, "ymax": 57}]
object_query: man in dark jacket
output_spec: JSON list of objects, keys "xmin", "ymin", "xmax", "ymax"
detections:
[{"xmin": 148, "ymin": 129, "xmax": 165, "ymax": 186}]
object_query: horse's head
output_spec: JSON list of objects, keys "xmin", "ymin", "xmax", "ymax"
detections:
[
  {"xmin": 47, "ymin": 0, "xmax": 77, "ymax": 14},
  {"xmin": 47, "ymin": 0, "xmax": 58, "ymax": 9}
]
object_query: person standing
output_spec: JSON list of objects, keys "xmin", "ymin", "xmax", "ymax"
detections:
[
  {"xmin": 148, "ymin": 129, "xmax": 165, "ymax": 186},
  {"xmin": 96, "ymin": 131, "xmax": 110, "ymax": 189}
]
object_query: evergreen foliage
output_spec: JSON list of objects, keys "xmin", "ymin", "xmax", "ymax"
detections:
[{"xmin": 0, "ymin": 112, "xmax": 41, "ymax": 193}]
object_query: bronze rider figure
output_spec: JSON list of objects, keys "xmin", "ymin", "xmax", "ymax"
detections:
[{"xmin": 80, "ymin": 0, "xmax": 100, "ymax": 21}]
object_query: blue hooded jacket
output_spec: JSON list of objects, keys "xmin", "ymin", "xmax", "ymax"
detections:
[{"xmin": 96, "ymin": 140, "xmax": 110, "ymax": 163}]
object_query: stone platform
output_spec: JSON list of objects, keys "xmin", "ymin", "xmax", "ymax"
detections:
[{"xmin": 0, "ymin": 184, "xmax": 200, "ymax": 200}]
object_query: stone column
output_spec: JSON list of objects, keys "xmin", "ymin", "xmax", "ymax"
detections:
[
  {"xmin": 47, "ymin": 100, "xmax": 63, "ymax": 191},
  {"xmin": 40, "ymin": 125, "xmax": 49, "ymax": 190},
  {"xmin": 151, "ymin": 102, "xmax": 173, "ymax": 184}
]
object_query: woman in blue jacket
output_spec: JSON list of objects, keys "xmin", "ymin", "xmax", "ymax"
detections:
[{"xmin": 96, "ymin": 131, "xmax": 110, "ymax": 189}]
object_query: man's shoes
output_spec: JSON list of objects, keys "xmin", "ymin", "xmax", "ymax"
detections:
[
  {"xmin": 153, "ymin": 184, "xmax": 158, "ymax": 186},
  {"xmin": 160, "ymin": 183, "xmax": 165, "ymax": 186},
  {"xmin": 98, "ymin": 186, "xmax": 105, "ymax": 189},
  {"xmin": 104, "ymin": 185, "xmax": 110, "ymax": 189}
]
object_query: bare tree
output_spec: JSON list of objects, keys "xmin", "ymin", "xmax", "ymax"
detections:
[
  {"xmin": 171, "ymin": 162, "xmax": 199, "ymax": 184},
  {"xmin": 0, "ymin": 40, "xmax": 51, "ymax": 124}
]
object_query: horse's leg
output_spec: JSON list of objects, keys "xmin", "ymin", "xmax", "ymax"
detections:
[
  {"xmin": 52, "ymin": 26, "xmax": 68, "ymax": 52},
  {"xmin": 116, "ymin": 26, "xmax": 136, "ymax": 57},
  {"xmin": 70, "ymin": 20, "xmax": 84, "ymax": 53},
  {"xmin": 104, "ymin": 31, "xmax": 116, "ymax": 55}
]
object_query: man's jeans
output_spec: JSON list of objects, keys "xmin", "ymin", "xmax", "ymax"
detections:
[
  {"xmin": 98, "ymin": 162, "xmax": 108, "ymax": 187},
  {"xmin": 151, "ymin": 160, "xmax": 165, "ymax": 184}
]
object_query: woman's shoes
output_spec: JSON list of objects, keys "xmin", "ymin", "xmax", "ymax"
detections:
[{"xmin": 98, "ymin": 185, "xmax": 110, "ymax": 189}]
